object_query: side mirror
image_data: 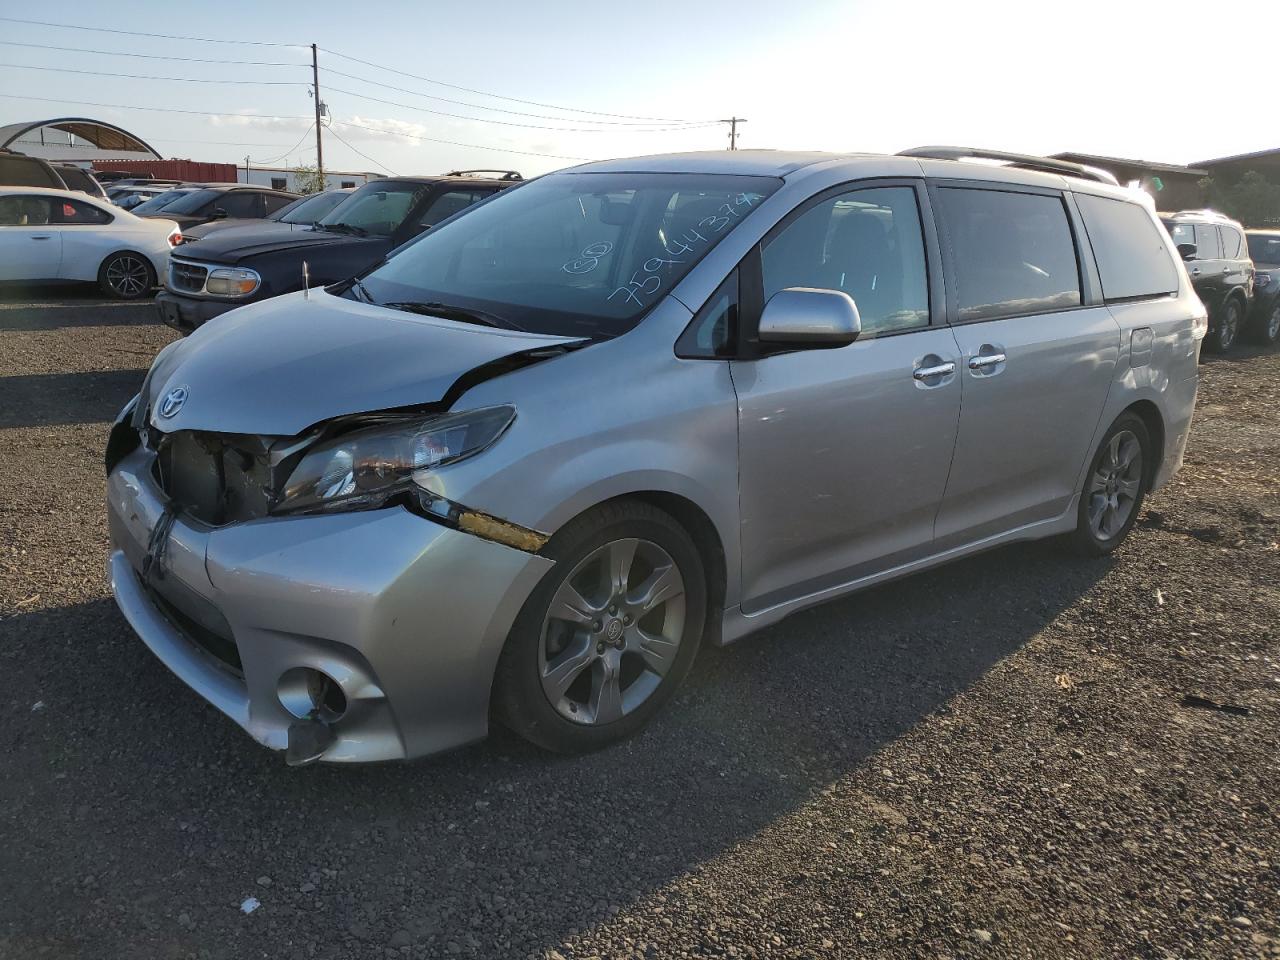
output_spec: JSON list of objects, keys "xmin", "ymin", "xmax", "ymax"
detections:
[
  {"xmin": 211, "ymin": 208, "xmax": 228, "ymax": 220},
  {"xmin": 758, "ymin": 287, "xmax": 861, "ymax": 346},
  {"xmin": 1177, "ymin": 242, "xmax": 1197, "ymax": 261}
]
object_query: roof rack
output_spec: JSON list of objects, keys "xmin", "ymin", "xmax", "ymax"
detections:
[
  {"xmin": 445, "ymin": 169, "xmax": 523, "ymax": 181},
  {"xmin": 897, "ymin": 146, "xmax": 1120, "ymax": 186}
]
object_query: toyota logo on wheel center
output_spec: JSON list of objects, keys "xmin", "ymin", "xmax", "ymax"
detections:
[{"xmin": 158, "ymin": 385, "xmax": 189, "ymax": 419}]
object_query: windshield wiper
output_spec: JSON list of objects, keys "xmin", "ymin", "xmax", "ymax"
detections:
[
  {"xmin": 382, "ymin": 300, "xmax": 524, "ymax": 331},
  {"xmin": 348, "ymin": 277, "xmax": 375, "ymax": 303},
  {"xmin": 321, "ymin": 222, "xmax": 368, "ymax": 237}
]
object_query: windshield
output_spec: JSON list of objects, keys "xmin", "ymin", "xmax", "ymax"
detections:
[
  {"xmin": 279, "ymin": 190, "xmax": 350, "ymax": 224},
  {"xmin": 1247, "ymin": 233, "xmax": 1280, "ymax": 266},
  {"xmin": 131, "ymin": 189, "xmax": 195, "ymax": 215},
  {"xmin": 358, "ymin": 172, "xmax": 779, "ymax": 337},
  {"xmin": 161, "ymin": 188, "xmax": 223, "ymax": 215},
  {"xmin": 319, "ymin": 180, "xmax": 430, "ymax": 236}
]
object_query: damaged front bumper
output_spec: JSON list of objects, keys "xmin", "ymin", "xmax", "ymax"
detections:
[{"xmin": 107, "ymin": 443, "xmax": 553, "ymax": 763}]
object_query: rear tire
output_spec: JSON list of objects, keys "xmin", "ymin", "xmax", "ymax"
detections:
[
  {"xmin": 98, "ymin": 252, "xmax": 155, "ymax": 300},
  {"xmin": 1205, "ymin": 298, "xmax": 1242, "ymax": 353},
  {"xmin": 492, "ymin": 500, "xmax": 706, "ymax": 754},
  {"xmin": 1067, "ymin": 412, "xmax": 1151, "ymax": 557}
]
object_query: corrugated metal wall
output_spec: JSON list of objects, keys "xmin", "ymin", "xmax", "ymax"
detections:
[{"xmin": 91, "ymin": 159, "xmax": 239, "ymax": 183}]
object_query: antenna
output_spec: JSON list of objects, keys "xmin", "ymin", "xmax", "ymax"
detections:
[{"xmin": 302, "ymin": 260, "xmax": 310, "ymax": 299}]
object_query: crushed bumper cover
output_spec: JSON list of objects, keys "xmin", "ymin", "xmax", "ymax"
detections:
[{"xmin": 107, "ymin": 446, "xmax": 553, "ymax": 762}]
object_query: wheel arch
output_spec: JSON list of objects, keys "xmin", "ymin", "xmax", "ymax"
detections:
[
  {"xmin": 540, "ymin": 489, "xmax": 729, "ymax": 645},
  {"xmin": 1122, "ymin": 399, "xmax": 1165, "ymax": 487}
]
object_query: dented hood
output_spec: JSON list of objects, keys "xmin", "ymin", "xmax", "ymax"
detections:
[{"xmin": 145, "ymin": 289, "xmax": 582, "ymax": 436}]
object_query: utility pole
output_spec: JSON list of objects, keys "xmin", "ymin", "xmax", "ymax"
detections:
[
  {"xmin": 244, "ymin": 155, "xmax": 249, "ymax": 184},
  {"xmin": 311, "ymin": 43, "xmax": 325, "ymax": 183},
  {"xmin": 723, "ymin": 116, "xmax": 747, "ymax": 150}
]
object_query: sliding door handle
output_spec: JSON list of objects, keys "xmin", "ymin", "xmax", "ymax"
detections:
[{"xmin": 968, "ymin": 353, "xmax": 1007, "ymax": 370}]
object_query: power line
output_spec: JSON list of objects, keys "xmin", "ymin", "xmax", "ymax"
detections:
[
  {"xmin": 150, "ymin": 137, "xmax": 309, "ymax": 147},
  {"xmin": 326, "ymin": 85, "xmax": 721, "ymax": 134},
  {"xmin": 320, "ymin": 46, "xmax": 701, "ymax": 123},
  {"xmin": 326, "ymin": 124, "xmax": 399, "ymax": 176},
  {"xmin": 321, "ymin": 66, "xmax": 709, "ymax": 127},
  {"xmin": 0, "ymin": 39, "xmax": 305, "ymax": 66},
  {"xmin": 0, "ymin": 16, "xmax": 302, "ymax": 47},
  {"xmin": 330, "ymin": 120, "xmax": 591, "ymax": 163},
  {"xmin": 0, "ymin": 62, "xmax": 305, "ymax": 86},
  {"xmin": 248, "ymin": 122, "xmax": 317, "ymax": 166},
  {"xmin": 0, "ymin": 91, "xmax": 311, "ymax": 122}
]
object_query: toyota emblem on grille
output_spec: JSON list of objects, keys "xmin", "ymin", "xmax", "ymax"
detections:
[{"xmin": 158, "ymin": 385, "xmax": 189, "ymax": 419}]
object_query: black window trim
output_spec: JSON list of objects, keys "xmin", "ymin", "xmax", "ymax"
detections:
[{"xmin": 925, "ymin": 177, "xmax": 1101, "ymax": 327}]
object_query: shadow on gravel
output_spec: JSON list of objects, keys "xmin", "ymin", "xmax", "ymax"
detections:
[
  {"xmin": 4, "ymin": 542, "xmax": 1115, "ymax": 958},
  {"xmin": 0, "ymin": 369, "xmax": 148, "ymax": 428}
]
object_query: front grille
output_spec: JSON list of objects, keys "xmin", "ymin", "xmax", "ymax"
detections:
[
  {"xmin": 153, "ymin": 431, "xmax": 276, "ymax": 525},
  {"xmin": 168, "ymin": 259, "xmax": 208, "ymax": 294}
]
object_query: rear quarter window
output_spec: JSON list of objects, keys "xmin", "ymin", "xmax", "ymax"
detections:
[{"xmin": 1076, "ymin": 194, "xmax": 1179, "ymax": 302}]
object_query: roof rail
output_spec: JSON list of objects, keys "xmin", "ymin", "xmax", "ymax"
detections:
[
  {"xmin": 898, "ymin": 146, "xmax": 1120, "ymax": 186},
  {"xmin": 445, "ymin": 169, "xmax": 524, "ymax": 181}
]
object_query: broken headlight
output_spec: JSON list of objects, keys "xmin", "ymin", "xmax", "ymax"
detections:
[{"xmin": 273, "ymin": 405, "xmax": 515, "ymax": 515}]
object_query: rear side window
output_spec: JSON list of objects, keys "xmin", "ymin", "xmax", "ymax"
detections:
[
  {"xmin": 936, "ymin": 187, "xmax": 1081, "ymax": 321},
  {"xmin": 0, "ymin": 155, "xmax": 61, "ymax": 189},
  {"xmin": 1076, "ymin": 194, "xmax": 1178, "ymax": 302},
  {"xmin": 1196, "ymin": 225, "xmax": 1222, "ymax": 259},
  {"xmin": 56, "ymin": 199, "xmax": 112, "ymax": 225},
  {"xmin": 1220, "ymin": 225, "xmax": 1243, "ymax": 259}
]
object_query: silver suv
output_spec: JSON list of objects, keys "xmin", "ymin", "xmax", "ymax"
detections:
[{"xmin": 106, "ymin": 147, "xmax": 1204, "ymax": 765}]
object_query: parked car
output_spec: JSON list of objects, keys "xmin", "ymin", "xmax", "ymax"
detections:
[
  {"xmin": 107, "ymin": 148, "xmax": 1204, "ymax": 765},
  {"xmin": 177, "ymin": 188, "xmax": 355, "ymax": 244},
  {"xmin": 53, "ymin": 165, "xmax": 107, "ymax": 199},
  {"xmin": 1160, "ymin": 210, "xmax": 1254, "ymax": 353},
  {"xmin": 0, "ymin": 186, "xmax": 179, "ymax": 298},
  {"xmin": 113, "ymin": 186, "xmax": 175, "ymax": 210},
  {"xmin": 137, "ymin": 184, "xmax": 298, "ymax": 232},
  {"xmin": 1245, "ymin": 230, "xmax": 1280, "ymax": 345},
  {"xmin": 128, "ymin": 187, "xmax": 203, "ymax": 217},
  {"xmin": 155, "ymin": 174, "xmax": 517, "ymax": 332}
]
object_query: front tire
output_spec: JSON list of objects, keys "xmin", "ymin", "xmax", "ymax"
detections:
[
  {"xmin": 1206, "ymin": 298, "xmax": 1242, "ymax": 353},
  {"xmin": 1253, "ymin": 301, "xmax": 1280, "ymax": 346},
  {"xmin": 493, "ymin": 500, "xmax": 707, "ymax": 754},
  {"xmin": 98, "ymin": 252, "xmax": 155, "ymax": 300},
  {"xmin": 1068, "ymin": 412, "xmax": 1151, "ymax": 556}
]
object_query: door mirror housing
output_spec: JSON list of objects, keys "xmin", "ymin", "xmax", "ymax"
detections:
[
  {"xmin": 211, "ymin": 208, "xmax": 228, "ymax": 220},
  {"xmin": 758, "ymin": 287, "xmax": 861, "ymax": 346},
  {"xmin": 1176, "ymin": 242, "xmax": 1197, "ymax": 261}
]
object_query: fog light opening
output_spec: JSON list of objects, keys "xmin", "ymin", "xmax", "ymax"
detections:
[{"xmin": 277, "ymin": 667, "xmax": 347, "ymax": 722}]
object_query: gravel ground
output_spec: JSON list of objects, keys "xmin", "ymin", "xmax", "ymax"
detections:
[{"xmin": 1, "ymin": 290, "xmax": 1277, "ymax": 960}]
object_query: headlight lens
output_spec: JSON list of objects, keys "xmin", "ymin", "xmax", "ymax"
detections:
[
  {"xmin": 205, "ymin": 266, "xmax": 261, "ymax": 297},
  {"xmin": 274, "ymin": 405, "xmax": 515, "ymax": 515}
]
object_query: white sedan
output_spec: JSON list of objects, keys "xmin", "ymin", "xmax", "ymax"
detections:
[{"xmin": 0, "ymin": 187, "xmax": 180, "ymax": 299}]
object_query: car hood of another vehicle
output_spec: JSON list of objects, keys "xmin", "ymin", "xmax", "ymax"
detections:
[
  {"xmin": 143, "ymin": 289, "xmax": 584, "ymax": 435},
  {"xmin": 174, "ymin": 222, "xmax": 374, "ymax": 264}
]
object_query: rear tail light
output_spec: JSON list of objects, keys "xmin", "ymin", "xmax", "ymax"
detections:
[{"xmin": 168, "ymin": 231, "xmax": 181, "ymax": 248}]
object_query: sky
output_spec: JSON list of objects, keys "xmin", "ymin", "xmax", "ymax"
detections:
[{"xmin": 0, "ymin": 0, "xmax": 1274, "ymax": 178}]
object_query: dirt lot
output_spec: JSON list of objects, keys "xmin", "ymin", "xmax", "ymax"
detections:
[{"xmin": 1, "ymin": 290, "xmax": 1277, "ymax": 960}]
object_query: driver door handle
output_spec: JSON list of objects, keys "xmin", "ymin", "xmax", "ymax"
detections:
[
  {"xmin": 913, "ymin": 361, "xmax": 955, "ymax": 380},
  {"xmin": 30, "ymin": 235, "xmax": 52, "ymax": 240}
]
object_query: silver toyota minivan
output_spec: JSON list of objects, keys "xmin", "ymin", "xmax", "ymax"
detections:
[{"xmin": 106, "ymin": 147, "xmax": 1204, "ymax": 765}]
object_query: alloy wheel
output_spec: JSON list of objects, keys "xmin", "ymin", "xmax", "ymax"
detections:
[
  {"xmin": 538, "ymin": 537, "xmax": 686, "ymax": 725},
  {"xmin": 1268, "ymin": 304, "xmax": 1280, "ymax": 344},
  {"xmin": 106, "ymin": 255, "xmax": 150, "ymax": 298},
  {"xmin": 1220, "ymin": 303, "xmax": 1239, "ymax": 350},
  {"xmin": 1087, "ymin": 429, "xmax": 1143, "ymax": 541}
]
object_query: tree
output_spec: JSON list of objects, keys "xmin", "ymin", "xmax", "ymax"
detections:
[
  {"xmin": 1198, "ymin": 170, "xmax": 1280, "ymax": 227},
  {"xmin": 290, "ymin": 162, "xmax": 328, "ymax": 195}
]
